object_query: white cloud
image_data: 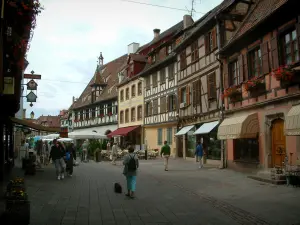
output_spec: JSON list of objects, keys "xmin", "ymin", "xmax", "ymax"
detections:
[{"xmin": 24, "ymin": 0, "xmax": 223, "ymax": 117}]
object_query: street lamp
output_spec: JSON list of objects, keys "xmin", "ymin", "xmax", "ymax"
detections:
[{"xmin": 30, "ymin": 111, "xmax": 34, "ymax": 119}]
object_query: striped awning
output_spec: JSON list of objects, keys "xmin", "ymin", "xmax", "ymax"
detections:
[
  {"xmin": 285, "ymin": 104, "xmax": 300, "ymax": 136},
  {"xmin": 217, "ymin": 113, "xmax": 259, "ymax": 140}
]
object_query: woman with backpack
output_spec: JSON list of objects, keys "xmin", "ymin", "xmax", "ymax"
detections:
[
  {"xmin": 65, "ymin": 143, "xmax": 76, "ymax": 177},
  {"xmin": 123, "ymin": 147, "xmax": 139, "ymax": 199}
]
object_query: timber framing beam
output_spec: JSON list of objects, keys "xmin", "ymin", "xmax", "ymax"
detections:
[{"xmin": 219, "ymin": 13, "xmax": 245, "ymax": 22}]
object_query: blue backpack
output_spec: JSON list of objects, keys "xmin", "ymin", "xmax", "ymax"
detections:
[{"xmin": 66, "ymin": 152, "xmax": 71, "ymax": 161}]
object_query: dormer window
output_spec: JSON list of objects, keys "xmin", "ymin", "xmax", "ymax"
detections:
[{"xmin": 167, "ymin": 45, "xmax": 172, "ymax": 55}]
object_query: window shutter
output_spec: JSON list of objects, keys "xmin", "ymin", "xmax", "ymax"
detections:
[
  {"xmin": 270, "ymin": 37, "xmax": 279, "ymax": 70},
  {"xmin": 223, "ymin": 60, "xmax": 229, "ymax": 89},
  {"xmin": 192, "ymin": 81, "xmax": 197, "ymax": 106},
  {"xmin": 238, "ymin": 55, "xmax": 244, "ymax": 83},
  {"xmin": 186, "ymin": 85, "xmax": 190, "ymax": 105},
  {"xmin": 212, "ymin": 27, "xmax": 217, "ymax": 49},
  {"xmin": 261, "ymin": 41, "xmax": 270, "ymax": 75},
  {"xmin": 296, "ymin": 17, "xmax": 300, "ymax": 60},
  {"xmin": 243, "ymin": 54, "xmax": 248, "ymax": 81},
  {"xmin": 178, "ymin": 88, "xmax": 182, "ymax": 103},
  {"xmin": 166, "ymin": 96, "xmax": 169, "ymax": 112},
  {"xmin": 205, "ymin": 34, "xmax": 209, "ymax": 55},
  {"xmin": 197, "ymin": 79, "xmax": 201, "ymax": 105}
]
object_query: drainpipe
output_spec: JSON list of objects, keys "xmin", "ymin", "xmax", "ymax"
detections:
[{"xmin": 215, "ymin": 16, "xmax": 226, "ymax": 169}]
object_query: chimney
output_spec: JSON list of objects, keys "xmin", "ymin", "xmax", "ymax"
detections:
[
  {"xmin": 153, "ymin": 29, "xmax": 160, "ymax": 38},
  {"xmin": 183, "ymin": 15, "xmax": 194, "ymax": 29},
  {"xmin": 128, "ymin": 42, "xmax": 140, "ymax": 54}
]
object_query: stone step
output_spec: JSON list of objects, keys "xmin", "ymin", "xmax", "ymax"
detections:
[{"xmin": 248, "ymin": 175, "xmax": 286, "ymax": 185}]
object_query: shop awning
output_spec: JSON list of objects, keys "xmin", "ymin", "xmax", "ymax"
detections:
[
  {"xmin": 107, "ymin": 125, "xmax": 140, "ymax": 138},
  {"xmin": 69, "ymin": 125, "xmax": 117, "ymax": 139},
  {"xmin": 10, "ymin": 117, "xmax": 60, "ymax": 132},
  {"xmin": 175, "ymin": 125, "xmax": 194, "ymax": 136},
  {"xmin": 285, "ymin": 104, "xmax": 300, "ymax": 136},
  {"xmin": 193, "ymin": 121, "xmax": 219, "ymax": 135},
  {"xmin": 217, "ymin": 113, "xmax": 259, "ymax": 140}
]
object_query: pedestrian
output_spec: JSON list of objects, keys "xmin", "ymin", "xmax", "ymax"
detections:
[
  {"xmin": 111, "ymin": 142, "xmax": 118, "ymax": 165},
  {"xmin": 160, "ymin": 141, "xmax": 171, "ymax": 171},
  {"xmin": 195, "ymin": 141, "xmax": 204, "ymax": 168},
  {"xmin": 123, "ymin": 147, "xmax": 139, "ymax": 199},
  {"xmin": 65, "ymin": 143, "xmax": 76, "ymax": 177},
  {"xmin": 82, "ymin": 140, "xmax": 88, "ymax": 162},
  {"xmin": 49, "ymin": 139, "xmax": 66, "ymax": 180}
]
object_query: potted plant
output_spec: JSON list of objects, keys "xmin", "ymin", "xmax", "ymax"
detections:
[
  {"xmin": 271, "ymin": 64, "xmax": 298, "ymax": 88},
  {"xmin": 244, "ymin": 77, "xmax": 266, "ymax": 98},
  {"xmin": 223, "ymin": 85, "xmax": 242, "ymax": 103}
]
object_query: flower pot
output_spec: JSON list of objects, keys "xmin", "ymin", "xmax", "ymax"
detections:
[
  {"xmin": 248, "ymin": 82, "xmax": 266, "ymax": 98},
  {"xmin": 229, "ymin": 91, "xmax": 242, "ymax": 103}
]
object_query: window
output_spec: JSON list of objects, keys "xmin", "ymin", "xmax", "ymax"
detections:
[
  {"xmin": 152, "ymin": 73, "xmax": 158, "ymax": 87},
  {"xmin": 204, "ymin": 133, "xmax": 221, "ymax": 160},
  {"xmin": 75, "ymin": 112, "xmax": 78, "ymax": 120},
  {"xmin": 131, "ymin": 107, "xmax": 136, "ymax": 122},
  {"xmin": 180, "ymin": 87, "xmax": 187, "ymax": 103},
  {"xmin": 192, "ymin": 79, "xmax": 201, "ymax": 106},
  {"xmin": 191, "ymin": 41, "xmax": 199, "ymax": 62},
  {"xmin": 248, "ymin": 47, "xmax": 262, "ymax": 78},
  {"xmin": 146, "ymin": 102, "xmax": 152, "ymax": 116},
  {"xmin": 167, "ymin": 45, "xmax": 172, "ymax": 55},
  {"xmin": 92, "ymin": 108, "xmax": 96, "ymax": 118},
  {"xmin": 145, "ymin": 77, "xmax": 150, "ymax": 90},
  {"xmin": 180, "ymin": 51, "xmax": 187, "ymax": 70},
  {"xmin": 125, "ymin": 109, "xmax": 129, "ymax": 123},
  {"xmin": 207, "ymin": 72, "xmax": 216, "ymax": 100},
  {"xmin": 138, "ymin": 82, "xmax": 142, "ymax": 95},
  {"xmin": 234, "ymin": 138, "xmax": 259, "ymax": 162},
  {"xmin": 205, "ymin": 28, "xmax": 217, "ymax": 54},
  {"xmin": 153, "ymin": 99, "xmax": 158, "ymax": 115},
  {"xmin": 152, "ymin": 54, "xmax": 156, "ymax": 63},
  {"xmin": 229, "ymin": 60, "xmax": 240, "ymax": 86},
  {"xmin": 85, "ymin": 109, "xmax": 89, "ymax": 119},
  {"xmin": 157, "ymin": 128, "xmax": 163, "ymax": 145},
  {"xmin": 80, "ymin": 112, "xmax": 83, "ymax": 120},
  {"xmin": 125, "ymin": 88, "xmax": 129, "ymax": 100},
  {"xmin": 281, "ymin": 29, "xmax": 299, "ymax": 65},
  {"xmin": 131, "ymin": 85, "xmax": 136, "ymax": 97},
  {"xmin": 160, "ymin": 69, "xmax": 166, "ymax": 83},
  {"xmin": 137, "ymin": 105, "xmax": 142, "ymax": 120},
  {"xmin": 99, "ymin": 105, "xmax": 104, "ymax": 116},
  {"xmin": 167, "ymin": 128, "xmax": 172, "ymax": 145},
  {"xmin": 120, "ymin": 111, "xmax": 124, "ymax": 124},
  {"xmin": 120, "ymin": 90, "xmax": 124, "ymax": 101},
  {"xmin": 107, "ymin": 102, "xmax": 112, "ymax": 115},
  {"xmin": 168, "ymin": 95, "xmax": 177, "ymax": 111},
  {"xmin": 91, "ymin": 91, "xmax": 96, "ymax": 103},
  {"xmin": 160, "ymin": 96, "xmax": 166, "ymax": 113},
  {"xmin": 168, "ymin": 64, "xmax": 174, "ymax": 80}
]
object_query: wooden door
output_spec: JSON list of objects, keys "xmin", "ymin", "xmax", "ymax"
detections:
[{"xmin": 271, "ymin": 119, "xmax": 286, "ymax": 167}]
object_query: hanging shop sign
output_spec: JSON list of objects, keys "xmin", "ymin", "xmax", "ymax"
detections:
[{"xmin": 27, "ymin": 79, "xmax": 38, "ymax": 90}]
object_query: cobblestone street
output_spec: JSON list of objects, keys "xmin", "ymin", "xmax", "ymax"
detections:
[{"xmin": 22, "ymin": 159, "xmax": 300, "ymax": 225}]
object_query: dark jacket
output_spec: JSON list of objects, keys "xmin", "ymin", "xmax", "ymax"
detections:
[
  {"xmin": 160, "ymin": 144, "xmax": 171, "ymax": 156},
  {"xmin": 49, "ymin": 145, "xmax": 64, "ymax": 160},
  {"xmin": 66, "ymin": 145, "xmax": 76, "ymax": 161}
]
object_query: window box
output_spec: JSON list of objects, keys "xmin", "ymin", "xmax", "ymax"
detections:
[
  {"xmin": 272, "ymin": 64, "xmax": 300, "ymax": 88},
  {"xmin": 245, "ymin": 77, "xmax": 266, "ymax": 98},
  {"xmin": 223, "ymin": 86, "xmax": 242, "ymax": 103}
]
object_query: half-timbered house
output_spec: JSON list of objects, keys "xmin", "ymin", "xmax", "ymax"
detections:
[
  {"xmin": 218, "ymin": 0, "xmax": 300, "ymax": 172},
  {"xmin": 173, "ymin": 0, "xmax": 250, "ymax": 163},
  {"xmin": 139, "ymin": 19, "xmax": 184, "ymax": 155},
  {"xmin": 70, "ymin": 53, "xmax": 127, "ymax": 138}
]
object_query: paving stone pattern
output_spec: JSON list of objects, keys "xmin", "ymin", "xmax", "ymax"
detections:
[{"xmin": 14, "ymin": 159, "xmax": 300, "ymax": 225}]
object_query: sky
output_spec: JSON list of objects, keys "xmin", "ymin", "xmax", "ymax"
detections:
[{"xmin": 24, "ymin": 0, "xmax": 223, "ymax": 118}]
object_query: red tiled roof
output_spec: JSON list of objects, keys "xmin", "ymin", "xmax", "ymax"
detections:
[
  {"xmin": 35, "ymin": 116, "xmax": 61, "ymax": 128},
  {"xmin": 11, "ymin": 117, "xmax": 60, "ymax": 132},
  {"xmin": 224, "ymin": 0, "xmax": 288, "ymax": 47},
  {"xmin": 72, "ymin": 54, "xmax": 128, "ymax": 109}
]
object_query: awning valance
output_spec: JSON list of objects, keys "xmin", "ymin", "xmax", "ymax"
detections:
[
  {"xmin": 175, "ymin": 125, "xmax": 194, "ymax": 136},
  {"xmin": 217, "ymin": 113, "xmax": 259, "ymax": 140},
  {"xmin": 107, "ymin": 125, "xmax": 140, "ymax": 138},
  {"xmin": 193, "ymin": 121, "xmax": 219, "ymax": 135},
  {"xmin": 285, "ymin": 104, "xmax": 300, "ymax": 136},
  {"xmin": 10, "ymin": 117, "xmax": 60, "ymax": 132}
]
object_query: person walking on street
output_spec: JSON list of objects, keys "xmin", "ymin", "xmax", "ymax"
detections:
[
  {"xmin": 160, "ymin": 141, "xmax": 171, "ymax": 171},
  {"xmin": 82, "ymin": 140, "xmax": 88, "ymax": 162},
  {"xmin": 66, "ymin": 143, "xmax": 76, "ymax": 177},
  {"xmin": 49, "ymin": 139, "xmax": 66, "ymax": 180},
  {"xmin": 111, "ymin": 142, "xmax": 118, "ymax": 165},
  {"xmin": 123, "ymin": 147, "xmax": 139, "ymax": 199},
  {"xmin": 195, "ymin": 141, "xmax": 204, "ymax": 168}
]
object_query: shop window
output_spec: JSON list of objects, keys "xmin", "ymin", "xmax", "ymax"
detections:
[
  {"xmin": 234, "ymin": 138, "xmax": 259, "ymax": 162},
  {"xmin": 281, "ymin": 29, "xmax": 299, "ymax": 65},
  {"xmin": 205, "ymin": 133, "xmax": 221, "ymax": 160}
]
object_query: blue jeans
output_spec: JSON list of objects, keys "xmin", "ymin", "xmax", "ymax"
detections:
[{"xmin": 126, "ymin": 175, "xmax": 136, "ymax": 192}]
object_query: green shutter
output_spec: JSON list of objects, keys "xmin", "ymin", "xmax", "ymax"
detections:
[{"xmin": 157, "ymin": 128, "xmax": 163, "ymax": 145}]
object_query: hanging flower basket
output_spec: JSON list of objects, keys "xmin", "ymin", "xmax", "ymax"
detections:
[
  {"xmin": 244, "ymin": 77, "xmax": 266, "ymax": 98},
  {"xmin": 223, "ymin": 86, "xmax": 242, "ymax": 103}
]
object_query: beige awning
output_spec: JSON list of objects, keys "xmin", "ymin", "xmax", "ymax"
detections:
[
  {"xmin": 285, "ymin": 104, "xmax": 300, "ymax": 136},
  {"xmin": 217, "ymin": 113, "xmax": 259, "ymax": 140}
]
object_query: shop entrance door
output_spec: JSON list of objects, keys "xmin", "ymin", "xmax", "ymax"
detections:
[{"xmin": 271, "ymin": 119, "xmax": 286, "ymax": 168}]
